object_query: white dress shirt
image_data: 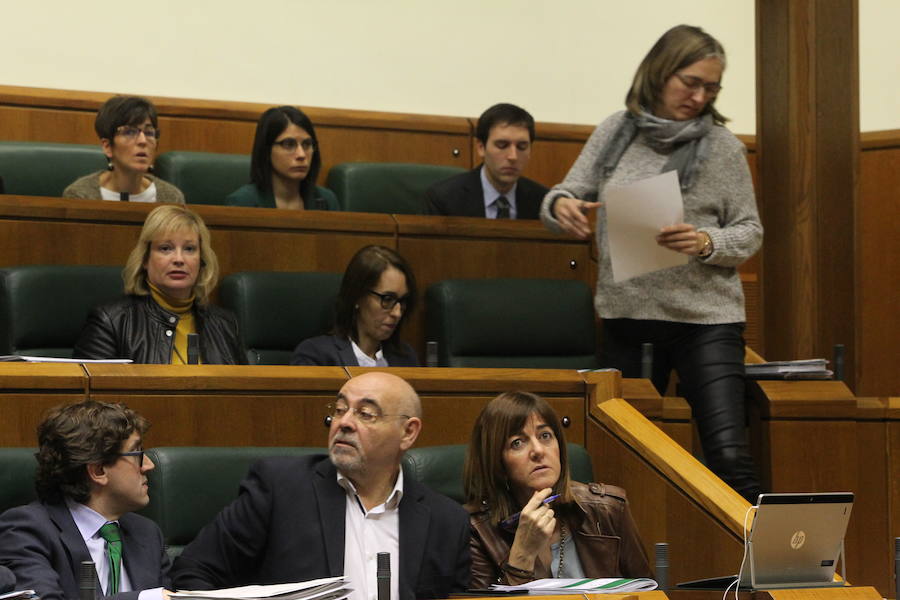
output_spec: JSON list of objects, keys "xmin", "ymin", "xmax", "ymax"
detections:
[
  {"xmin": 351, "ymin": 340, "xmax": 389, "ymax": 368},
  {"xmin": 337, "ymin": 470, "xmax": 403, "ymax": 600}
]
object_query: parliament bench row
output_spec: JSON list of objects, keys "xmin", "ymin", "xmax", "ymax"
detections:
[
  {"xmin": 0, "ymin": 141, "xmax": 465, "ymax": 214},
  {"xmin": 0, "ymin": 265, "xmax": 599, "ymax": 369},
  {"xmin": 0, "ymin": 443, "xmax": 594, "ymax": 557}
]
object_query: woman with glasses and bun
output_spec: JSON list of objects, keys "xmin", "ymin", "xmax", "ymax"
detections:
[
  {"xmin": 291, "ymin": 245, "xmax": 419, "ymax": 366},
  {"xmin": 225, "ymin": 106, "xmax": 339, "ymax": 210},
  {"xmin": 541, "ymin": 25, "xmax": 763, "ymax": 502},
  {"xmin": 63, "ymin": 95, "xmax": 184, "ymax": 203},
  {"xmin": 465, "ymin": 391, "xmax": 650, "ymax": 587}
]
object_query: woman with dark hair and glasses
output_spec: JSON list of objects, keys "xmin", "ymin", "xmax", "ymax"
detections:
[
  {"xmin": 225, "ymin": 106, "xmax": 338, "ymax": 210},
  {"xmin": 63, "ymin": 95, "xmax": 185, "ymax": 203},
  {"xmin": 541, "ymin": 25, "xmax": 763, "ymax": 501},
  {"xmin": 291, "ymin": 245, "xmax": 419, "ymax": 366}
]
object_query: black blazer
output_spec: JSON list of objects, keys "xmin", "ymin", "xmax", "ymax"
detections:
[
  {"xmin": 172, "ymin": 456, "xmax": 470, "ymax": 599},
  {"xmin": 290, "ymin": 334, "xmax": 419, "ymax": 367},
  {"xmin": 424, "ymin": 167, "xmax": 548, "ymax": 219},
  {"xmin": 73, "ymin": 294, "xmax": 247, "ymax": 365},
  {"xmin": 0, "ymin": 501, "xmax": 171, "ymax": 600}
]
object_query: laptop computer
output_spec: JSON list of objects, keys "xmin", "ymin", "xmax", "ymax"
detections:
[{"xmin": 677, "ymin": 492, "xmax": 854, "ymax": 591}]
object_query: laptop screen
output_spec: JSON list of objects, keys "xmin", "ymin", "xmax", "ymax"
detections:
[{"xmin": 743, "ymin": 492, "xmax": 854, "ymax": 589}]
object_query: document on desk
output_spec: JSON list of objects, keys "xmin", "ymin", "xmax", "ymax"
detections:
[
  {"xmin": 491, "ymin": 577, "xmax": 658, "ymax": 594},
  {"xmin": 605, "ymin": 169, "xmax": 688, "ymax": 282},
  {"xmin": 172, "ymin": 577, "xmax": 350, "ymax": 600}
]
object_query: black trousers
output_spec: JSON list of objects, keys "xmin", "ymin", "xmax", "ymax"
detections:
[{"xmin": 600, "ymin": 318, "xmax": 761, "ymax": 502}]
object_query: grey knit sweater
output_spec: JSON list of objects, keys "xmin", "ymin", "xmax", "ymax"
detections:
[
  {"xmin": 540, "ymin": 111, "xmax": 762, "ymax": 324},
  {"xmin": 63, "ymin": 171, "xmax": 185, "ymax": 204}
]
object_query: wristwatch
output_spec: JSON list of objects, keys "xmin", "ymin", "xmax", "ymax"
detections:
[{"xmin": 698, "ymin": 233, "xmax": 713, "ymax": 257}]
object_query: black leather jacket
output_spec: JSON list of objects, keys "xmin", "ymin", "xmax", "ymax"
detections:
[{"xmin": 73, "ymin": 294, "xmax": 247, "ymax": 364}]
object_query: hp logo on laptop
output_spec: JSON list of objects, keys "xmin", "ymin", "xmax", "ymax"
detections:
[{"xmin": 790, "ymin": 530, "xmax": 807, "ymax": 549}]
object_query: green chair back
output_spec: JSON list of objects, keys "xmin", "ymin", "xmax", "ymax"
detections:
[
  {"xmin": 0, "ymin": 265, "xmax": 123, "ymax": 358},
  {"xmin": 425, "ymin": 278, "xmax": 599, "ymax": 369},
  {"xmin": 326, "ymin": 162, "xmax": 465, "ymax": 214},
  {"xmin": 0, "ymin": 141, "xmax": 107, "ymax": 197},
  {"xmin": 154, "ymin": 151, "xmax": 250, "ymax": 205},
  {"xmin": 0, "ymin": 448, "xmax": 37, "ymax": 515},
  {"xmin": 142, "ymin": 447, "xmax": 327, "ymax": 558},
  {"xmin": 219, "ymin": 271, "xmax": 343, "ymax": 365}
]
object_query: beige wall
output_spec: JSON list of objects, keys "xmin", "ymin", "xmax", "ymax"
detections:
[{"xmin": 0, "ymin": 1, "xmax": 895, "ymax": 135}]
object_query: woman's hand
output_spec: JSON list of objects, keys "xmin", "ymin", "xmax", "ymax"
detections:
[
  {"xmin": 552, "ymin": 197, "xmax": 601, "ymax": 240},
  {"xmin": 506, "ymin": 488, "xmax": 557, "ymax": 573},
  {"xmin": 656, "ymin": 223, "xmax": 711, "ymax": 256}
]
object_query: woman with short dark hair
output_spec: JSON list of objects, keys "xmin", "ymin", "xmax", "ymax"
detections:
[
  {"xmin": 541, "ymin": 25, "xmax": 763, "ymax": 501},
  {"xmin": 63, "ymin": 95, "xmax": 184, "ymax": 203},
  {"xmin": 225, "ymin": 106, "xmax": 338, "ymax": 210},
  {"xmin": 464, "ymin": 391, "xmax": 650, "ymax": 587},
  {"xmin": 290, "ymin": 245, "xmax": 418, "ymax": 366}
]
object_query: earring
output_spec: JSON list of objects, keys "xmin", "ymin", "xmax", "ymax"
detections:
[{"xmin": 106, "ymin": 160, "xmax": 114, "ymax": 171}]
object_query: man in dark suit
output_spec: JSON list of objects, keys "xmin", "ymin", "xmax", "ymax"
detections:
[
  {"xmin": 173, "ymin": 372, "xmax": 470, "ymax": 600},
  {"xmin": 425, "ymin": 103, "xmax": 548, "ymax": 219},
  {"xmin": 0, "ymin": 401, "xmax": 171, "ymax": 600}
]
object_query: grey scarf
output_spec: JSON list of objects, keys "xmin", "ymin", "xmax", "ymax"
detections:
[{"xmin": 594, "ymin": 110, "xmax": 714, "ymax": 191}]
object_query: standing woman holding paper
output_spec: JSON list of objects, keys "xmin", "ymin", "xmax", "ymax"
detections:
[{"xmin": 540, "ymin": 25, "xmax": 763, "ymax": 501}]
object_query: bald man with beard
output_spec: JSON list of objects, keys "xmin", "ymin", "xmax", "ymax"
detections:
[{"xmin": 173, "ymin": 372, "xmax": 470, "ymax": 600}]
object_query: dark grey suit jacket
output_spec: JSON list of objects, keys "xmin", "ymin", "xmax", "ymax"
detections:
[
  {"xmin": 424, "ymin": 167, "xmax": 548, "ymax": 219},
  {"xmin": 0, "ymin": 501, "xmax": 171, "ymax": 600},
  {"xmin": 289, "ymin": 334, "xmax": 419, "ymax": 367},
  {"xmin": 172, "ymin": 455, "xmax": 470, "ymax": 599}
]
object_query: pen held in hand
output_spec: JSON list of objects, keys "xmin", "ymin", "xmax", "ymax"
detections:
[{"xmin": 500, "ymin": 494, "xmax": 560, "ymax": 528}]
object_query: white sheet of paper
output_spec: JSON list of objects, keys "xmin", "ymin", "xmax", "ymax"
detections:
[{"xmin": 604, "ymin": 170, "xmax": 689, "ymax": 282}]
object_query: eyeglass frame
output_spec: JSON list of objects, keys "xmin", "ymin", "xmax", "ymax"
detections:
[
  {"xmin": 367, "ymin": 290, "xmax": 410, "ymax": 311},
  {"xmin": 325, "ymin": 402, "xmax": 411, "ymax": 426},
  {"xmin": 114, "ymin": 125, "xmax": 161, "ymax": 142},
  {"xmin": 673, "ymin": 72, "xmax": 722, "ymax": 96},
  {"xmin": 118, "ymin": 450, "xmax": 146, "ymax": 466},
  {"xmin": 272, "ymin": 138, "xmax": 316, "ymax": 153}
]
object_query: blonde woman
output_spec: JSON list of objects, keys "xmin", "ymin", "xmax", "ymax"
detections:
[{"xmin": 74, "ymin": 205, "xmax": 245, "ymax": 364}]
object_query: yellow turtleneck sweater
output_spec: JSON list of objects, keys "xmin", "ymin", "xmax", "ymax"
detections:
[{"xmin": 148, "ymin": 282, "xmax": 200, "ymax": 365}]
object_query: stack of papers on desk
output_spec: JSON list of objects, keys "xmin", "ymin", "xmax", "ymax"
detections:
[
  {"xmin": 491, "ymin": 577, "xmax": 658, "ymax": 594},
  {"xmin": 172, "ymin": 577, "xmax": 350, "ymax": 600},
  {"xmin": 745, "ymin": 359, "xmax": 832, "ymax": 380}
]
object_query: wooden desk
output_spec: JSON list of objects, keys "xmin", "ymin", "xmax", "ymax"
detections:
[
  {"xmin": 0, "ymin": 362, "xmax": 87, "ymax": 445},
  {"xmin": 748, "ymin": 381, "xmax": 892, "ymax": 596}
]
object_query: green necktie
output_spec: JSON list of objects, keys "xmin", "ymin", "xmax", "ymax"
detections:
[{"xmin": 98, "ymin": 522, "xmax": 122, "ymax": 595}]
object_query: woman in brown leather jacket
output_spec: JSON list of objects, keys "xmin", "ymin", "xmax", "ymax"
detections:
[
  {"xmin": 464, "ymin": 391, "xmax": 651, "ymax": 587},
  {"xmin": 73, "ymin": 204, "xmax": 246, "ymax": 364}
]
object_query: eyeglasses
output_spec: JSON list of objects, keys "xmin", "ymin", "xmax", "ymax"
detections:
[
  {"xmin": 674, "ymin": 73, "xmax": 722, "ymax": 96},
  {"xmin": 367, "ymin": 290, "xmax": 409, "ymax": 311},
  {"xmin": 119, "ymin": 450, "xmax": 145, "ymax": 466},
  {"xmin": 115, "ymin": 125, "xmax": 160, "ymax": 142},
  {"xmin": 326, "ymin": 402, "xmax": 410, "ymax": 425},
  {"xmin": 273, "ymin": 138, "xmax": 315, "ymax": 153}
]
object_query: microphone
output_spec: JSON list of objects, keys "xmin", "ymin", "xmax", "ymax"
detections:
[
  {"xmin": 833, "ymin": 344, "xmax": 845, "ymax": 381},
  {"xmin": 640, "ymin": 343, "xmax": 654, "ymax": 380},
  {"xmin": 654, "ymin": 542, "xmax": 669, "ymax": 591},
  {"xmin": 119, "ymin": 192, "xmax": 130, "ymax": 202},
  {"xmin": 376, "ymin": 552, "xmax": 390, "ymax": 600},
  {"xmin": 79, "ymin": 560, "xmax": 97, "ymax": 600},
  {"xmin": 425, "ymin": 341, "xmax": 439, "ymax": 368},
  {"xmin": 187, "ymin": 333, "xmax": 200, "ymax": 364}
]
